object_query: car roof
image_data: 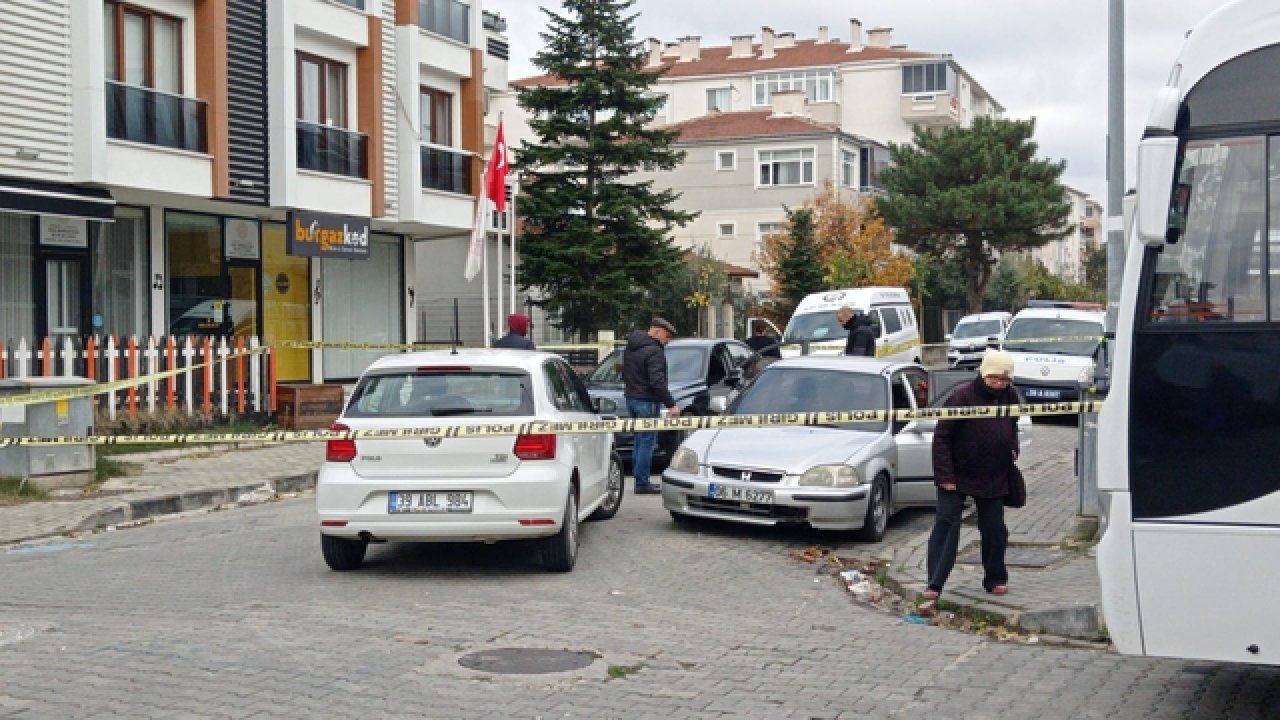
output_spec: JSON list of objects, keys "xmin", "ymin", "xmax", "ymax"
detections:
[
  {"xmin": 362, "ymin": 349, "xmax": 562, "ymax": 374},
  {"xmin": 1011, "ymin": 307, "xmax": 1105, "ymax": 323},
  {"xmin": 762, "ymin": 355, "xmax": 918, "ymax": 376},
  {"xmin": 957, "ymin": 311, "xmax": 1011, "ymax": 322}
]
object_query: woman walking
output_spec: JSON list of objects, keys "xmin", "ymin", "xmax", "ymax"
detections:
[{"xmin": 923, "ymin": 349, "xmax": 1021, "ymax": 600}]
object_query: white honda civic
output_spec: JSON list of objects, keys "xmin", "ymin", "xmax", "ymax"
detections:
[{"xmin": 316, "ymin": 349, "xmax": 623, "ymax": 572}]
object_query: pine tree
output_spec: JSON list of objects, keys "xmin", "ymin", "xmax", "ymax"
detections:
[
  {"xmin": 771, "ymin": 207, "xmax": 825, "ymax": 321},
  {"xmin": 876, "ymin": 116, "xmax": 1072, "ymax": 313},
  {"xmin": 515, "ymin": 0, "xmax": 694, "ymax": 340}
]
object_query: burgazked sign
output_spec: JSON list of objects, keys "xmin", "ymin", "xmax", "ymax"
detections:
[{"xmin": 286, "ymin": 209, "xmax": 370, "ymax": 259}]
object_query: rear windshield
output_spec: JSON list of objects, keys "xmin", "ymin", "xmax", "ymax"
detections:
[
  {"xmin": 953, "ymin": 319, "xmax": 1004, "ymax": 339},
  {"xmin": 587, "ymin": 346, "xmax": 707, "ymax": 384},
  {"xmin": 345, "ymin": 370, "xmax": 534, "ymax": 418}
]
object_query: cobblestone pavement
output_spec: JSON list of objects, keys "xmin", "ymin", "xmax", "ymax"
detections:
[{"xmin": 2, "ymin": 443, "xmax": 1278, "ymax": 719}]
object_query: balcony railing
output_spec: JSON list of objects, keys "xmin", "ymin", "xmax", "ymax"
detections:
[
  {"xmin": 419, "ymin": 0, "xmax": 470, "ymax": 44},
  {"xmin": 105, "ymin": 81, "xmax": 207, "ymax": 153},
  {"xmin": 330, "ymin": 0, "xmax": 365, "ymax": 9},
  {"xmin": 296, "ymin": 121, "xmax": 368, "ymax": 179},
  {"xmin": 421, "ymin": 144, "xmax": 472, "ymax": 194}
]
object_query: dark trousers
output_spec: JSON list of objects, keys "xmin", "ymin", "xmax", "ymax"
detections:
[{"xmin": 926, "ymin": 487, "xmax": 1008, "ymax": 593}]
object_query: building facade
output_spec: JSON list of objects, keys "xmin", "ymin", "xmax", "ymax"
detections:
[
  {"xmin": 0, "ymin": 0, "xmax": 506, "ymax": 383},
  {"xmin": 1023, "ymin": 187, "xmax": 1104, "ymax": 284}
]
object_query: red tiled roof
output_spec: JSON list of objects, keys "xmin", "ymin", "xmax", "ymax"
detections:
[
  {"xmin": 668, "ymin": 110, "xmax": 832, "ymax": 142},
  {"xmin": 684, "ymin": 250, "xmax": 759, "ymax": 278},
  {"xmin": 512, "ymin": 38, "xmax": 938, "ymax": 87}
]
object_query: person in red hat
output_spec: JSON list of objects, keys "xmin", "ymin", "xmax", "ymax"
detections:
[{"xmin": 493, "ymin": 313, "xmax": 536, "ymax": 350}]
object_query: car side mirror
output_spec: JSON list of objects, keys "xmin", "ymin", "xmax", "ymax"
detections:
[
  {"xmin": 726, "ymin": 368, "xmax": 744, "ymax": 388},
  {"xmin": 709, "ymin": 396, "xmax": 728, "ymax": 414},
  {"xmin": 594, "ymin": 397, "xmax": 618, "ymax": 414}
]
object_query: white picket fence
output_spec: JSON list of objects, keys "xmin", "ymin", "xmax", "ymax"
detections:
[{"xmin": 0, "ymin": 335, "xmax": 273, "ymax": 420}]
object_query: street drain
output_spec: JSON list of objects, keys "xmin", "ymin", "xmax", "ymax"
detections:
[
  {"xmin": 457, "ymin": 648, "xmax": 596, "ymax": 675},
  {"xmin": 957, "ymin": 544, "xmax": 1066, "ymax": 568}
]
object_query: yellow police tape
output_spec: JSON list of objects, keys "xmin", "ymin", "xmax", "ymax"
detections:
[
  {"xmin": 0, "ymin": 400, "xmax": 1103, "ymax": 446},
  {"xmin": 271, "ymin": 340, "xmax": 615, "ymax": 351}
]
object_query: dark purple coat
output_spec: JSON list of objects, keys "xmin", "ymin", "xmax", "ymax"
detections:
[{"xmin": 931, "ymin": 377, "xmax": 1021, "ymax": 498}]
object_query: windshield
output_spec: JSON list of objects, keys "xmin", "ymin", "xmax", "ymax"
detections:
[
  {"xmin": 1003, "ymin": 318, "xmax": 1102, "ymax": 356},
  {"xmin": 732, "ymin": 367, "xmax": 888, "ymax": 432},
  {"xmin": 346, "ymin": 370, "xmax": 534, "ymax": 417},
  {"xmin": 586, "ymin": 346, "xmax": 706, "ymax": 384},
  {"xmin": 783, "ymin": 311, "xmax": 849, "ymax": 343},
  {"xmin": 953, "ymin": 319, "xmax": 1003, "ymax": 339}
]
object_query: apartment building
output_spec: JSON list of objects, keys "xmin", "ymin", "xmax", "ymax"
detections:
[
  {"xmin": 1023, "ymin": 187, "xmax": 1104, "ymax": 284},
  {"xmin": 496, "ymin": 19, "xmax": 1004, "ymax": 294},
  {"xmin": 0, "ymin": 0, "xmax": 504, "ymax": 383}
]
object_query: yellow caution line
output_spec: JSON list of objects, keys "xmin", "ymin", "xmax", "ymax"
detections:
[{"xmin": 1, "ymin": 401, "xmax": 1104, "ymax": 446}]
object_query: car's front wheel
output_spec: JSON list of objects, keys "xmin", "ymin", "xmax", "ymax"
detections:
[
  {"xmin": 854, "ymin": 474, "xmax": 891, "ymax": 543},
  {"xmin": 540, "ymin": 491, "xmax": 579, "ymax": 572},
  {"xmin": 588, "ymin": 452, "xmax": 625, "ymax": 521},
  {"xmin": 321, "ymin": 534, "xmax": 368, "ymax": 571}
]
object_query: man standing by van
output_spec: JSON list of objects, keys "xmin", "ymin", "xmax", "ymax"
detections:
[
  {"xmin": 623, "ymin": 317, "xmax": 682, "ymax": 494},
  {"xmin": 837, "ymin": 306, "xmax": 876, "ymax": 357}
]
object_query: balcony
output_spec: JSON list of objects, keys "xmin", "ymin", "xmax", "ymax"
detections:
[
  {"xmin": 296, "ymin": 121, "xmax": 368, "ymax": 179},
  {"xmin": 105, "ymin": 81, "xmax": 207, "ymax": 153},
  {"xmin": 421, "ymin": 144, "xmax": 472, "ymax": 194},
  {"xmin": 419, "ymin": 0, "xmax": 470, "ymax": 44},
  {"xmin": 899, "ymin": 91, "xmax": 960, "ymax": 127}
]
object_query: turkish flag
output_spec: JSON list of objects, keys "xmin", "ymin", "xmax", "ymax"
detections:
[{"xmin": 484, "ymin": 121, "xmax": 509, "ymax": 212}]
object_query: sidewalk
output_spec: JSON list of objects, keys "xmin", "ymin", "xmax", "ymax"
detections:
[
  {"xmin": 0, "ymin": 442, "xmax": 324, "ymax": 546},
  {"xmin": 883, "ymin": 423, "xmax": 1106, "ymax": 641}
]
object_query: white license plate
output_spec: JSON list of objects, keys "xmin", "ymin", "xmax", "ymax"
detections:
[
  {"xmin": 1025, "ymin": 388, "xmax": 1062, "ymax": 400},
  {"xmin": 388, "ymin": 491, "xmax": 473, "ymax": 514},
  {"xmin": 708, "ymin": 483, "xmax": 774, "ymax": 504}
]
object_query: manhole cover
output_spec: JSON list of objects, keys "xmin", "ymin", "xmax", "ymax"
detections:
[
  {"xmin": 457, "ymin": 648, "xmax": 596, "ymax": 675},
  {"xmin": 957, "ymin": 545, "xmax": 1066, "ymax": 568}
]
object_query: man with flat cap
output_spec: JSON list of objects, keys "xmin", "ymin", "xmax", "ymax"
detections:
[{"xmin": 622, "ymin": 317, "xmax": 681, "ymax": 494}]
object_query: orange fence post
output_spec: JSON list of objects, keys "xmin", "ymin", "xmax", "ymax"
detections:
[
  {"xmin": 41, "ymin": 337, "xmax": 52, "ymax": 376},
  {"xmin": 126, "ymin": 337, "xmax": 138, "ymax": 416},
  {"xmin": 235, "ymin": 337, "xmax": 246, "ymax": 414},
  {"xmin": 166, "ymin": 337, "xmax": 176, "ymax": 411},
  {"xmin": 268, "ymin": 346, "xmax": 278, "ymax": 414},
  {"xmin": 0, "ymin": 340, "xmax": 6, "ymax": 378},
  {"xmin": 202, "ymin": 337, "xmax": 213, "ymax": 415},
  {"xmin": 86, "ymin": 336, "xmax": 97, "ymax": 381}
]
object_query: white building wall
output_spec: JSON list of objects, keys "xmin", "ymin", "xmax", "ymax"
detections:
[
  {"xmin": 1, "ymin": 0, "xmax": 75, "ymax": 181},
  {"xmin": 838, "ymin": 63, "xmax": 915, "ymax": 146},
  {"xmin": 381, "ymin": 1, "xmax": 399, "ymax": 217}
]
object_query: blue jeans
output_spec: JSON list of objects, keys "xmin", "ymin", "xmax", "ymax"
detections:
[{"xmin": 626, "ymin": 397, "xmax": 662, "ymax": 489}]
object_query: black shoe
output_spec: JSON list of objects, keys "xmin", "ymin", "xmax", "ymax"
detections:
[{"xmin": 634, "ymin": 486, "xmax": 662, "ymax": 495}]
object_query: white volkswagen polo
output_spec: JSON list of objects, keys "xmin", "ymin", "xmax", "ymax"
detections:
[{"xmin": 316, "ymin": 350, "xmax": 624, "ymax": 573}]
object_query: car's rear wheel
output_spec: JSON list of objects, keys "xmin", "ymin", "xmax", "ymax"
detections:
[
  {"xmin": 540, "ymin": 491, "xmax": 579, "ymax": 572},
  {"xmin": 588, "ymin": 452, "xmax": 625, "ymax": 521},
  {"xmin": 321, "ymin": 534, "xmax": 368, "ymax": 571},
  {"xmin": 854, "ymin": 474, "xmax": 891, "ymax": 543}
]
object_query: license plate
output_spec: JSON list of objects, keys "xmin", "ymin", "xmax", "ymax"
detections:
[
  {"xmin": 707, "ymin": 482, "xmax": 774, "ymax": 504},
  {"xmin": 387, "ymin": 491, "xmax": 473, "ymax": 514},
  {"xmin": 1024, "ymin": 387, "xmax": 1063, "ymax": 400}
]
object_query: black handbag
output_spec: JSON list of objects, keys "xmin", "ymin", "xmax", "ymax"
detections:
[{"xmin": 1005, "ymin": 465, "xmax": 1026, "ymax": 508}]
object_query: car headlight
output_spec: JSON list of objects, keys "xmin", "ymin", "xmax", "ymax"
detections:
[
  {"xmin": 799, "ymin": 464, "xmax": 860, "ymax": 487},
  {"xmin": 669, "ymin": 446, "xmax": 699, "ymax": 474}
]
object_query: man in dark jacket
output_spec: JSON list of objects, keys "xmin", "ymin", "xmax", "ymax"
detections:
[
  {"xmin": 745, "ymin": 319, "xmax": 781, "ymax": 359},
  {"xmin": 493, "ymin": 313, "xmax": 536, "ymax": 350},
  {"xmin": 622, "ymin": 317, "xmax": 681, "ymax": 494},
  {"xmin": 837, "ymin": 306, "xmax": 877, "ymax": 357},
  {"xmin": 923, "ymin": 350, "xmax": 1021, "ymax": 601}
]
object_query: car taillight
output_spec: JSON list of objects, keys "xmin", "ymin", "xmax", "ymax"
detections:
[
  {"xmin": 513, "ymin": 433, "xmax": 556, "ymax": 460},
  {"xmin": 326, "ymin": 422, "xmax": 357, "ymax": 462}
]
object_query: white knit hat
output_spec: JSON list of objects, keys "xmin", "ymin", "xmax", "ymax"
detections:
[{"xmin": 978, "ymin": 349, "xmax": 1015, "ymax": 377}]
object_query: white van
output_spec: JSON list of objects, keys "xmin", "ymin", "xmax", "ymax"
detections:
[
  {"xmin": 947, "ymin": 311, "xmax": 1013, "ymax": 368},
  {"xmin": 1001, "ymin": 306, "xmax": 1106, "ymax": 402},
  {"xmin": 780, "ymin": 287, "xmax": 921, "ymax": 361}
]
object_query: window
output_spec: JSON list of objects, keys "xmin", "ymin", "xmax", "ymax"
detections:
[
  {"xmin": 756, "ymin": 221, "xmax": 786, "ymax": 255},
  {"xmin": 902, "ymin": 62, "xmax": 954, "ymax": 95},
  {"xmin": 420, "ymin": 87, "xmax": 453, "ymax": 145},
  {"xmin": 859, "ymin": 146, "xmax": 890, "ymax": 190},
  {"xmin": 706, "ymin": 87, "xmax": 731, "ymax": 113},
  {"xmin": 758, "ymin": 148, "xmax": 815, "ymax": 187},
  {"xmin": 297, "ymin": 53, "xmax": 347, "ymax": 127},
  {"xmin": 877, "ymin": 306, "xmax": 903, "ymax": 335},
  {"xmin": 841, "ymin": 149, "xmax": 857, "ymax": 188},
  {"xmin": 752, "ymin": 70, "xmax": 833, "ymax": 106},
  {"xmin": 104, "ymin": 2, "xmax": 183, "ymax": 93},
  {"xmin": 0, "ymin": 214, "xmax": 35, "ymax": 341},
  {"xmin": 93, "ymin": 207, "xmax": 148, "ymax": 338},
  {"xmin": 716, "ymin": 150, "xmax": 736, "ymax": 171},
  {"xmin": 717, "ymin": 222, "xmax": 736, "ymax": 238},
  {"xmin": 1085, "ymin": 205, "xmax": 1095, "ymax": 218},
  {"xmin": 651, "ymin": 93, "xmax": 668, "ymax": 120},
  {"xmin": 322, "ymin": 235, "xmax": 403, "ymax": 379}
]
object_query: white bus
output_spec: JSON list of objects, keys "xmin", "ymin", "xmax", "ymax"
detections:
[{"xmin": 1096, "ymin": 0, "xmax": 1280, "ymax": 665}]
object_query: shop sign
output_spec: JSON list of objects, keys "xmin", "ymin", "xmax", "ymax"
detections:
[
  {"xmin": 40, "ymin": 216, "xmax": 88, "ymax": 248},
  {"xmin": 225, "ymin": 218, "xmax": 261, "ymax": 260},
  {"xmin": 286, "ymin": 210, "xmax": 370, "ymax": 259}
]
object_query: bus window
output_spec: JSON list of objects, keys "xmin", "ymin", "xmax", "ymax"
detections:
[
  {"xmin": 1269, "ymin": 137, "xmax": 1280, "ymax": 320},
  {"xmin": 1145, "ymin": 136, "xmax": 1267, "ymax": 325}
]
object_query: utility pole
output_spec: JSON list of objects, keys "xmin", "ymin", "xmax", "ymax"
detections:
[{"xmin": 1106, "ymin": 0, "xmax": 1125, "ymax": 325}]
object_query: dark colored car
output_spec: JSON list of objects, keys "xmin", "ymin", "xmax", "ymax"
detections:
[{"xmin": 584, "ymin": 338, "xmax": 756, "ymax": 469}]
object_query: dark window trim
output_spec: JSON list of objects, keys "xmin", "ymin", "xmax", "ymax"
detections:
[
  {"xmin": 295, "ymin": 51, "xmax": 348, "ymax": 128},
  {"xmin": 419, "ymin": 85, "xmax": 453, "ymax": 146},
  {"xmin": 105, "ymin": 1, "xmax": 185, "ymax": 92}
]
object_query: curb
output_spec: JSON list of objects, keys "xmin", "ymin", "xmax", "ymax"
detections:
[{"xmin": 3, "ymin": 472, "xmax": 317, "ymax": 546}]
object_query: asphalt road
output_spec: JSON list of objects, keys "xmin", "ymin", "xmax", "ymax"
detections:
[{"xmin": 0, "ymin": 471, "xmax": 1277, "ymax": 718}]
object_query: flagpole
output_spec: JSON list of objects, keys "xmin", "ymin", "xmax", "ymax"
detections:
[
  {"xmin": 496, "ymin": 211, "xmax": 504, "ymax": 330},
  {"xmin": 482, "ymin": 221, "xmax": 491, "ymax": 348},
  {"xmin": 509, "ymin": 182, "xmax": 517, "ymax": 317}
]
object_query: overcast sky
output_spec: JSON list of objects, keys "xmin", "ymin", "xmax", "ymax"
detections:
[{"xmin": 484, "ymin": 0, "xmax": 1233, "ymax": 211}]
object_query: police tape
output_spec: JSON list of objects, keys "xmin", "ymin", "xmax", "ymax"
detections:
[
  {"xmin": 0, "ymin": 400, "xmax": 1104, "ymax": 446},
  {"xmin": 0, "ymin": 348, "xmax": 266, "ymax": 409},
  {"xmin": 269, "ymin": 340, "xmax": 616, "ymax": 351}
]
